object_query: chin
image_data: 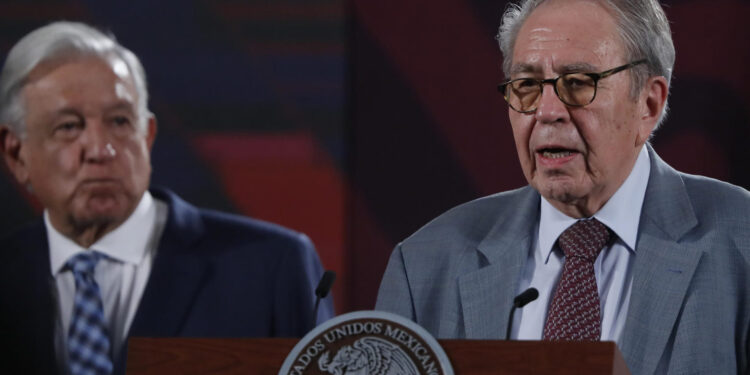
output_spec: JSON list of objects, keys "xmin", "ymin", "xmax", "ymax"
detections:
[
  {"xmin": 538, "ymin": 181, "xmax": 586, "ymax": 205},
  {"xmin": 66, "ymin": 212, "xmax": 122, "ymax": 234},
  {"xmin": 69, "ymin": 198, "xmax": 133, "ymax": 228},
  {"xmin": 546, "ymin": 191, "xmax": 579, "ymax": 205}
]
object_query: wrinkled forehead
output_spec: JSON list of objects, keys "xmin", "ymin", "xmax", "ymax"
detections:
[
  {"xmin": 23, "ymin": 54, "xmax": 140, "ymax": 110},
  {"xmin": 20, "ymin": 56, "xmax": 142, "ymax": 127},
  {"xmin": 511, "ymin": 0, "xmax": 625, "ymax": 75}
]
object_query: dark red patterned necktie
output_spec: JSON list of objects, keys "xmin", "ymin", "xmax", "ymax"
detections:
[{"xmin": 543, "ymin": 218, "xmax": 611, "ymax": 341}]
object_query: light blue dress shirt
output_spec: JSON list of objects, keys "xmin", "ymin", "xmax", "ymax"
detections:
[{"xmin": 513, "ymin": 146, "xmax": 651, "ymax": 343}]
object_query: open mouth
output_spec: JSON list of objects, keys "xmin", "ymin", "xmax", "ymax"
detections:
[{"xmin": 538, "ymin": 148, "xmax": 577, "ymax": 159}]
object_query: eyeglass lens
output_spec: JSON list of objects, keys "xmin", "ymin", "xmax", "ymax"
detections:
[{"xmin": 506, "ymin": 73, "xmax": 597, "ymax": 112}]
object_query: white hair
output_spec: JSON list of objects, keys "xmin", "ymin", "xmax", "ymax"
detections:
[
  {"xmin": 496, "ymin": 0, "xmax": 676, "ymax": 129},
  {"xmin": 0, "ymin": 21, "xmax": 150, "ymax": 137}
]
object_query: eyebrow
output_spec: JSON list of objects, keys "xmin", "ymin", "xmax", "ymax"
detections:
[
  {"xmin": 47, "ymin": 101, "xmax": 137, "ymax": 121},
  {"xmin": 509, "ymin": 63, "xmax": 540, "ymax": 76},
  {"xmin": 52, "ymin": 108, "xmax": 81, "ymax": 117},
  {"xmin": 509, "ymin": 62, "xmax": 601, "ymax": 77},
  {"xmin": 559, "ymin": 62, "xmax": 599, "ymax": 73}
]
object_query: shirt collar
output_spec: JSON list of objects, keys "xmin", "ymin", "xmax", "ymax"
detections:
[
  {"xmin": 538, "ymin": 146, "xmax": 651, "ymax": 262},
  {"xmin": 48, "ymin": 191, "xmax": 158, "ymax": 275}
]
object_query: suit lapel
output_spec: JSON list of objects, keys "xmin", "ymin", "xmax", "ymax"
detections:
[
  {"xmin": 128, "ymin": 189, "xmax": 210, "ymax": 337},
  {"xmin": 1, "ymin": 223, "xmax": 59, "ymax": 371},
  {"xmin": 460, "ymin": 188, "xmax": 539, "ymax": 339},
  {"xmin": 29, "ymin": 243, "xmax": 59, "ymax": 369},
  {"xmin": 459, "ymin": 237, "xmax": 530, "ymax": 339},
  {"xmin": 618, "ymin": 146, "xmax": 702, "ymax": 374}
]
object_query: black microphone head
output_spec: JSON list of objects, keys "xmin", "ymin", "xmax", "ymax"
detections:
[
  {"xmin": 513, "ymin": 287, "xmax": 539, "ymax": 308},
  {"xmin": 315, "ymin": 270, "xmax": 336, "ymax": 298}
]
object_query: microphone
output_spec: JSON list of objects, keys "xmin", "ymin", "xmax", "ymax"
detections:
[
  {"xmin": 505, "ymin": 287, "xmax": 539, "ymax": 340},
  {"xmin": 312, "ymin": 270, "xmax": 336, "ymax": 326}
]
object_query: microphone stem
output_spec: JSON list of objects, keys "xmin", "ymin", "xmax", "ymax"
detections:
[
  {"xmin": 505, "ymin": 305, "xmax": 517, "ymax": 340},
  {"xmin": 312, "ymin": 297, "xmax": 321, "ymax": 327}
]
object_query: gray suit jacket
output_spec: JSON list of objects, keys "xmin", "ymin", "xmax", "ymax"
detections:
[{"xmin": 376, "ymin": 146, "xmax": 750, "ymax": 374}]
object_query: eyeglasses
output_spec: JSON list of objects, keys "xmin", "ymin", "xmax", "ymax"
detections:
[{"xmin": 498, "ymin": 59, "xmax": 647, "ymax": 113}]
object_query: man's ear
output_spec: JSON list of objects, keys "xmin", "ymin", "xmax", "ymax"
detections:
[
  {"xmin": 636, "ymin": 75, "xmax": 668, "ymax": 145},
  {"xmin": 0, "ymin": 126, "xmax": 30, "ymax": 184},
  {"xmin": 145, "ymin": 115, "xmax": 157, "ymax": 151}
]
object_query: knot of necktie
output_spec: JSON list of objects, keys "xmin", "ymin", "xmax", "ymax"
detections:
[
  {"xmin": 558, "ymin": 218, "xmax": 611, "ymax": 262},
  {"xmin": 66, "ymin": 251, "xmax": 104, "ymax": 276}
]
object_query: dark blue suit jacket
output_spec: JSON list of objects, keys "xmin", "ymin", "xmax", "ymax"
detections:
[{"xmin": 0, "ymin": 188, "xmax": 334, "ymax": 374}]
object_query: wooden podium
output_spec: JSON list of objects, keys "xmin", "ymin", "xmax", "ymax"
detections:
[{"xmin": 127, "ymin": 337, "xmax": 631, "ymax": 374}]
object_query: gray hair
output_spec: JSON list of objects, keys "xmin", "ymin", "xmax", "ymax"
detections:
[
  {"xmin": 0, "ymin": 21, "xmax": 150, "ymax": 137},
  {"xmin": 497, "ymin": 0, "xmax": 675, "ymax": 129}
]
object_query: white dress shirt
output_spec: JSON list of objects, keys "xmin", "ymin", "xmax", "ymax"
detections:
[
  {"xmin": 512, "ymin": 146, "xmax": 651, "ymax": 343},
  {"xmin": 47, "ymin": 191, "xmax": 168, "ymax": 365}
]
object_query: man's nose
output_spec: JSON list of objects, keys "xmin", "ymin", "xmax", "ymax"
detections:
[
  {"xmin": 534, "ymin": 84, "xmax": 570, "ymax": 124},
  {"xmin": 80, "ymin": 122, "xmax": 116, "ymax": 162}
]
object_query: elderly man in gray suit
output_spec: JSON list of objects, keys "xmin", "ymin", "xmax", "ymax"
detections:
[{"xmin": 375, "ymin": 0, "xmax": 750, "ymax": 374}]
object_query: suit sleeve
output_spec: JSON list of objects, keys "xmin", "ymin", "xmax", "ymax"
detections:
[
  {"xmin": 273, "ymin": 233, "xmax": 334, "ymax": 337},
  {"xmin": 375, "ymin": 243, "xmax": 417, "ymax": 321}
]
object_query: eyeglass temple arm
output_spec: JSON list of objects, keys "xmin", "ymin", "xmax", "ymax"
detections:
[{"xmin": 597, "ymin": 59, "xmax": 648, "ymax": 79}]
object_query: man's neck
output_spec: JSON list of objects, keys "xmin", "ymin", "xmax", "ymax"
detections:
[
  {"xmin": 548, "ymin": 148, "xmax": 644, "ymax": 219},
  {"xmin": 68, "ymin": 222, "xmax": 119, "ymax": 248},
  {"xmin": 51, "ymin": 216, "xmax": 123, "ymax": 248},
  {"xmin": 546, "ymin": 145, "xmax": 651, "ymax": 221},
  {"xmin": 550, "ymin": 193, "xmax": 609, "ymax": 219}
]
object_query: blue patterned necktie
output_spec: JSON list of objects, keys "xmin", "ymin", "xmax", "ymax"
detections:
[{"xmin": 66, "ymin": 251, "xmax": 113, "ymax": 375}]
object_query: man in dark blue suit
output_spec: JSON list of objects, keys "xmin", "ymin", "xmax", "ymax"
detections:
[{"xmin": 0, "ymin": 21, "xmax": 333, "ymax": 374}]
